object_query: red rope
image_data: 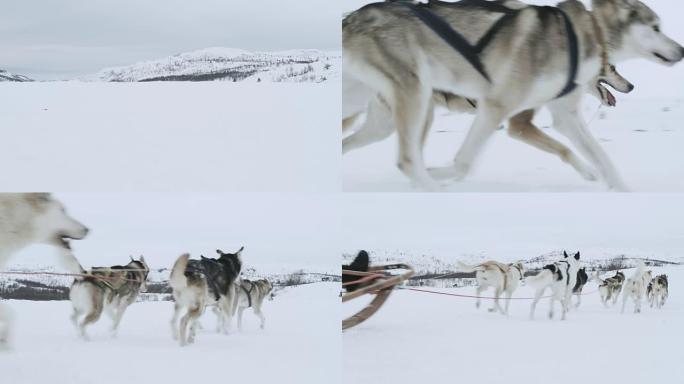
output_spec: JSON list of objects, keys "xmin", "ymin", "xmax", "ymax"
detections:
[{"xmin": 400, "ymin": 286, "xmax": 597, "ymax": 300}]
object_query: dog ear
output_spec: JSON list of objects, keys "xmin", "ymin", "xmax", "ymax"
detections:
[
  {"xmin": 140, "ymin": 255, "xmax": 145, "ymax": 263},
  {"xmin": 574, "ymin": 252, "xmax": 580, "ymax": 260},
  {"xmin": 236, "ymin": 246, "xmax": 244, "ymax": 254},
  {"xmin": 130, "ymin": 256, "xmax": 134, "ymax": 262},
  {"xmin": 216, "ymin": 249, "xmax": 222, "ymax": 255},
  {"xmin": 563, "ymin": 251, "xmax": 569, "ymax": 258}
]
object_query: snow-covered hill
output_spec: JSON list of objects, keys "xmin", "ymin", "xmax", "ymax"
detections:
[
  {"xmin": 82, "ymin": 48, "xmax": 340, "ymax": 83},
  {"xmin": 0, "ymin": 69, "xmax": 33, "ymax": 82}
]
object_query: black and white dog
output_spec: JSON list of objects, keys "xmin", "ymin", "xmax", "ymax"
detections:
[
  {"xmin": 169, "ymin": 247, "xmax": 243, "ymax": 346},
  {"xmin": 526, "ymin": 251, "xmax": 581, "ymax": 320}
]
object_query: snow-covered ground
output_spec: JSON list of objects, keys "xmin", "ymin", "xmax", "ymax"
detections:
[
  {"xmin": 343, "ymin": 0, "xmax": 684, "ymax": 192},
  {"xmin": 1, "ymin": 282, "xmax": 340, "ymax": 384},
  {"xmin": 343, "ymin": 265, "xmax": 683, "ymax": 384},
  {"xmin": 0, "ymin": 82, "xmax": 340, "ymax": 191}
]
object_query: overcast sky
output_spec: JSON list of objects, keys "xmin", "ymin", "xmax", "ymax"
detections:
[
  {"xmin": 0, "ymin": 0, "xmax": 341, "ymax": 80},
  {"xmin": 11, "ymin": 193, "xmax": 338, "ymax": 273},
  {"xmin": 342, "ymin": 194, "xmax": 684, "ymax": 261}
]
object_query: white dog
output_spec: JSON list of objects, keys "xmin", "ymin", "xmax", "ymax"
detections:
[
  {"xmin": 526, "ymin": 251, "xmax": 581, "ymax": 320},
  {"xmin": 621, "ymin": 263, "xmax": 652, "ymax": 314},
  {"xmin": 456, "ymin": 260, "xmax": 526, "ymax": 315},
  {"xmin": 0, "ymin": 193, "xmax": 89, "ymax": 348}
]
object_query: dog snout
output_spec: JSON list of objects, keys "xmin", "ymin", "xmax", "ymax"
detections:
[{"xmin": 626, "ymin": 83, "xmax": 635, "ymax": 93}]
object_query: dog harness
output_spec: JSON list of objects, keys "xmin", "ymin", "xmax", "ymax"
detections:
[
  {"xmin": 240, "ymin": 280, "xmax": 254, "ymax": 308},
  {"xmin": 395, "ymin": 0, "xmax": 579, "ymax": 99}
]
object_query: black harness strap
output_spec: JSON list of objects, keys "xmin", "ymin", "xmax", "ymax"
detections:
[
  {"xmin": 394, "ymin": 1, "xmax": 579, "ymax": 100},
  {"xmin": 554, "ymin": 7, "xmax": 580, "ymax": 98},
  {"xmin": 241, "ymin": 280, "xmax": 254, "ymax": 308},
  {"xmin": 398, "ymin": 2, "xmax": 491, "ymax": 82}
]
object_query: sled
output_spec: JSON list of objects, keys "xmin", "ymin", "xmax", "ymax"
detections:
[{"xmin": 342, "ymin": 263, "xmax": 414, "ymax": 330}]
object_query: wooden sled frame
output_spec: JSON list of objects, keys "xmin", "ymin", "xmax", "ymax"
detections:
[{"xmin": 342, "ymin": 263, "xmax": 414, "ymax": 330}]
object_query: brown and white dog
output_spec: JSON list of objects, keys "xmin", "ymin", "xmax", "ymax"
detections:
[
  {"xmin": 69, "ymin": 257, "xmax": 149, "ymax": 340},
  {"xmin": 456, "ymin": 260, "xmax": 526, "ymax": 315}
]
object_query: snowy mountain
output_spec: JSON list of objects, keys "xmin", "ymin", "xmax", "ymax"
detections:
[
  {"xmin": 82, "ymin": 48, "xmax": 340, "ymax": 83},
  {"xmin": 0, "ymin": 69, "xmax": 33, "ymax": 82}
]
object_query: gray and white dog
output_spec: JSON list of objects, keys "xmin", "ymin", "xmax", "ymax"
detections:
[
  {"xmin": 343, "ymin": 0, "xmax": 684, "ymax": 191},
  {"xmin": 596, "ymin": 269, "xmax": 625, "ymax": 306},
  {"xmin": 0, "ymin": 193, "xmax": 89, "ymax": 348},
  {"xmin": 69, "ymin": 256, "xmax": 149, "ymax": 340},
  {"xmin": 647, "ymin": 274, "xmax": 668, "ymax": 309},
  {"xmin": 169, "ymin": 247, "xmax": 243, "ymax": 346},
  {"xmin": 234, "ymin": 278, "xmax": 274, "ymax": 331}
]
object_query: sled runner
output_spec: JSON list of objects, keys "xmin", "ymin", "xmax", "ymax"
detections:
[{"xmin": 342, "ymin": 263, "xmax": 414, "ymax": 330}]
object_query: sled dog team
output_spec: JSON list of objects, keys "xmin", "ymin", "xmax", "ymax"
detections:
[
  {"xmin": 343, "ymin": 0, "xmax": 684, "ymax": 191},
  {"xmin": 70, "ymin": 248, "xmax": 274, "ymax": 346},
  {"xmin": 457, "ymin": 251, "xmax": 669, "ymax": 320}
]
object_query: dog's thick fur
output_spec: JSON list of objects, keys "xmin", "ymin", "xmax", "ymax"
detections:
[
  {"xmin": 234, "ymin": 278, "xmax": 274, "ymax": 331},
  {"xmin": 621, "ymin": 263, "xmax": 652, "ymax": 313},
  {"xmin": 169, "ymin": 247, "xmax": 243, "ymax": 346},
  {"xmin": 343, "ymin": 0, "xmax": 684, "ymax": 190},
  {"xmin": 647, "ymin": 274, "xmax": 668, "ymax": 309},
  {"xmin": 596, "ymin": 269, "xmax": 625, "ymax": 306},
  {"xmin": 572, "ymin": 267, "xmax": 589, "ymax": 308},
  {"xmin": 526, "ymin": 251, "xmax": 581, "ymax": 320},
  {"xmin": 0, "ymin": 193, "xmax": 89, "ymax": 348},
  {"xmin": 69, "ymin": 257, "xmax": 149, "ymax": 340},
  {"xmin": 456, "ymin": 260, "xmax": 526, "ymax": 315}
]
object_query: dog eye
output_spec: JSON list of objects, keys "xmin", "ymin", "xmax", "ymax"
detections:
[{"xmin": 652, "ymin": 25, "xmax": 660, "ymax": 32}]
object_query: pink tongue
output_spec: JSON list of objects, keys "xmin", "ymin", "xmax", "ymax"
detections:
[{"xmin": 606, "ymin": 90, "xmax": 616, "ymax": 107}]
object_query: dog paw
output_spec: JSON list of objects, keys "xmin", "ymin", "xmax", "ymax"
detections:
[{"xmin": 428, "ymin": 165, "xmax": 468, "ymax": 181}]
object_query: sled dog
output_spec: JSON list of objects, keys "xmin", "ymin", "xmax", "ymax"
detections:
[
  {"xmin": 343, "ymin": 0, "xmax": 684, "ymax": 190},
  {"xmin": 596, "ymin": 270, "xmax": 625, "ymax": 306},
  {"xmin": 456, "ymin": 260, "xmax": 526, "ymax": 315},
  {"xmin": 621, "ymin": 263, "xmax": 652, "ymax": 313},
  {"xmin": 234, "ymin": 278, "xmax": 274, "ymax": 331},
  {"xmin": 647, "ymin": 274, "xmax": 668, "ymax": 309},
  {"xmin": 169, "ymin": 247, "xmax": 243, "ymax": 346},
  {"xmin": 526, "ymin": 251, "xmax": 581, "ymax": 320},
  {"xmin": 69, "ymin": 256, "xmax": 149, "ymax": 340},
  {"xmin": 0, "ymin": 193, "xmax": 89, "ymax": 348}
]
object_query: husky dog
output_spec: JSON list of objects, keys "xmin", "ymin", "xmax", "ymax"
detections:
[
  {"xmin": 526, "ymin": 251, "xmax": 581, "ymax": 320},
  {"xmin": 69, "ymin": 257, "xmax": 149, "ymax": 340},
  {"xmin": 596, "ymin": 270, "xmax": 625, "ymax": 306},
  {"xmin": 647, "ymin": 274, "xmax": 668, "ymax": 309},
  {"xmin": 621, "ymin": 264, "xmax": 652, "ymax": 313},
  {"xmin": 0, "ymin": 193, "xmax": 89, "ymax": 348},
  {"xmin": 169, "ymin": 247, "xmax": 243, "ymax": 346},
  {"xmin": 342, "ymin": 250, "xmax": 370, "ymax": 292},
  {"xmin": 572, "ymin": 267, "xmax": 589, "ymax": 308},
  {"xmin": 456, "ymin": 260, "xmax": 526, "ymax": 315},
  {"xmin": 234, "ymin": 278, "xmax": 274, "ymax": 331},
  {"xmin": 343, "ymin": 0, "xmax": 684, "ymax": 190}
]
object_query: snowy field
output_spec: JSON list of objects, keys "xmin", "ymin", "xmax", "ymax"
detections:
[
  {"xmin": 343, "ymin": 0, "xmax": 684, "ymax": 192},
  {"xmin": 0, "ymin": 82, "xmax": 340, "ymax": 192},
  {"xmin": 344, "ymin": 265, "xmax": 683, "ymax": 384},
  {"xmin": 0, "ymin": 283, "xmax": 340, "ymax": 384}
]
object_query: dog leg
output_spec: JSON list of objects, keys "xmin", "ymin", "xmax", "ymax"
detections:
[
  {"xmin": 110, "ymin": 300, "xmax": 131, "ymax": 338},
  {"xmin": 475, "ymin": 285, "xmax": 484, "ymax": 309},
  {"xmin": 393, "ymin": 84, "xmax": 440, "ymax": 191},
  {"xmin": 254, "ymin": 305, "xmax": 266, "ymax": 330},
  {"xmin": 548, "ymin": 296, "xmax": 555, "ymax": 320},
  {"xmin": 237, "ymin": 306, "xmax": 246, "ymax": 332},
  {"xmin": 429, "ymin": 100, "xmax": 507, "ymax": 181},
  {"xmin": 179, "ymin": 305, "xmax": 202, "ymax": 346},
  {"xmin": 343, "ymin": 96, "xmax": 395, "ymax": 154},
  {"xmin": 170, "ymin": 302, "xmax": 181, "ymax": 341},
  {"xmin": 548, "ymin": 97, "xmax": 627, "ymax": 191},
  {"xmin": 504, "ymin": 291, "xmax": 512, "ymax": 315},
  {"xmin": 529, "ymin": 288, "xmax": 544, "ymax": 320},
  {"xmin": 507, "ymin": 110, "xmax": 598, "ymax": 181},
  {"xmin": 621, "ymin": 291, "xmax": 628, "ymax": 314},
  {"xmin": 0, "ymin": 302, "xmax": 13, "ymax": 350},
  {"xmin": 489, "ymin": 287, "xmax": 504, "ymax": 314},
  {"xmin": 79, "ymin": 307, "xmax": 102, "ymax": 341}
]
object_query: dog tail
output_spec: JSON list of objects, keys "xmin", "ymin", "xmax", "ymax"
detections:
[
  {"xmin": 525, "ymin": 270, "xmax": 552, "ymax": 287},
  {"xmin": 456, "ymin": 261, "xmax": 483, "ymax": 273},
  {"xmin": 169, "ymin": 253, "xmax": 190, "ymax": 290}
]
